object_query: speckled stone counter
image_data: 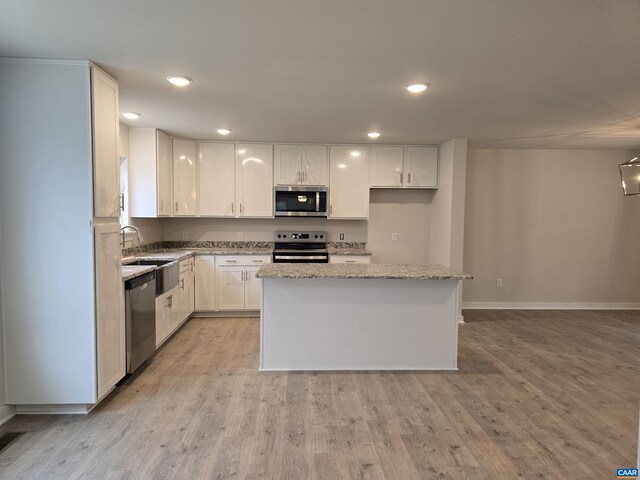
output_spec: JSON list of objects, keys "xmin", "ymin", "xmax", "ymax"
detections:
[
  {"xmin": 256, "ymin": 263, "xmax": 472, "ymax": 280},
  {"xmin": 327, "ymin": 242, "xmax": 372, "ymax": 256},
  {"xmin": 122, "ymin": 247, "xmax": 273, "ymax": 265},
  {"xmin": 122, "ymin": 264, "xmax": 156, "ymax": 281}
]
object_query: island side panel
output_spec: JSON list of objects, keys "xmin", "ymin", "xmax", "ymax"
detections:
[{"xmin": 260, "ymin": 277, "xmax": 459, "ymax": 371}]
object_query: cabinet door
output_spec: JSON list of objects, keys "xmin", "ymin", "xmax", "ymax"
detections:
[
  {"xmin": 216, "ymin": 266, "xmax": 245, "ymax": 310},
  {"xmin": 91, "ymin": 68, "xmax": 120, "ymax": 218},
  {"xmin": 370, "ymin": 146, "xmax": 404, "ymax": 187},
  {"xmin": 179, "ymin": 271, "xmax": 189, "ymax": 323},
  {"xmin": 173, "ymin": 139, "xmax": 197, "ymax": 215},
  {"xmin": 157, "ymin": 130, "xmax": 173, "ymax": 216},
  {"xmin": 274, "ymin": 145, "xmax": 301, "ymax": 185},
  {"xmin": 155, "ymin": 293, "xmax": 168, "ymax": 347},
  {"xmin": 195, "ymin": 255, "xmax": 215, "ymax": 310},
  {"xmin": 188, "ymin": 270, "xmax": 195, "ymax": 315},
  {"xmin": 167, "ymin": 287, "xmax": 181, "ymax": 335},
  {"xmin": 199, "ymin": 143, "xmax": 235, "ymax": 216},
  {"xmin": 329, "ymin": 146, "xmax": 370, "ymax": 219},
  {"xmin": 244, "ymin": 267, "xmax": 262, "ymax": 310},
  {"xmin": 301, "ymin": 145, "xmax": 328, "ymax": 186},
  {"xmin": 94, "ymin": 223, "xmax": 125, "ymax": 398},
  {"xmin": 236, "ymin": 144, "xmax": 274, "ymax": 217},
  {"xmin": 404, "ymin": 147, "xmax": 438, "ymax": 188}
]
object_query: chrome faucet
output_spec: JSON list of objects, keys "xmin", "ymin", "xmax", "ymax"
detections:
[{"xmin": 121, "ymin": 225, "xmax": 143, "ymax": 248}]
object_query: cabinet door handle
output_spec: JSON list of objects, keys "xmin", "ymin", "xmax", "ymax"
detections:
[
  {"xmin": 408, "ymin": 172, "xmax": 412, "ymax": 184},
  {"xmin": 241, "ymin": 271, "xmax": 244, "ymax": 282},
  {"xmin": 240, "ymin": 203, "xmax": 243, "ymax": 215},
  {"xmin": 181, "ymin": 278, "xmax": 185, "ymax": 289},
  {"xmin": 159, "ymin": 199, "xmax": 163, "ymax": 212},
  {"xmin": 252, "ymin": 260, "xmax": 263, "ymax": 263},
  {"xmin": 400, "ymin": 173, "xmax": 404, "ymax": 185},
  {"xmin": 330, "ymin": 204, "xmax": 333, "ymax": 215},
  {"xmin": 345, "ymin": 260, "xmax": 356, "ymax": 263},
  {"xmin": 175, "ymin": 201, "xmax": 179, "ymax": 212},
  {"xmin": 231, "ymin": 203, "xmax": 235, "ymax": 215},
  {"xmin": 226, "ymin": 259, "xmax": 237, "ymax": 263},
  {"xmin": 120, "ymin": 193, "xmax": 125, "ymax": 212}
]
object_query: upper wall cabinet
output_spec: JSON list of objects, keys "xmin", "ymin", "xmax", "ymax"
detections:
[
  {"xmin": 370, "ymin": 146, "xmax": 438, "ymax": 189},
  {"xmin": 274, "ymin": 144, "xmax": 328, "ymax": 186},
  {"xmin": 129, "ymin": 128, "xmax": 173, "ymax": 217},
  {"xmin": 199, "ymin": 142, "xmax": 235, "ymax": 217},
  {"xmin": 236, "ymin": 144, "xmax": 274, "ymax": 217},
  {"xmin": 329, "ymin": 146, "xmax": 369, "ymax": 219},
  {"xmin": 173, "ymin": 139, "xmax": 197, "ymax": 216},
  {"xmin": 91, "ymin": 68, "xmax": 120, "ymax": 218}
]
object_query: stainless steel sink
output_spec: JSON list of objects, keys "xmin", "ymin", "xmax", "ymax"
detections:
[{"xmin": 124, "ymin": 259, "xmax": 179, "ymax": 295}]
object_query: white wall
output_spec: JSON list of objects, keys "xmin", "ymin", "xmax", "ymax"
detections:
[
  {"xmin": 0, "ymin": 208, "xmax": 15, "ymax": 423},
  {"xmin": 161, "ymin": 217, "xmax": 367, "ymax": 243},
  {"xmin": 367, "ymin": 189, "xmax": 432, "ymax": 264},
  {"xmin": 463, "ymin": 148, "xmax": 640, "ymax": 307}
]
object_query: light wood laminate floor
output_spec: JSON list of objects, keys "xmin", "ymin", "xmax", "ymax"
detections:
[{"xmin": 0, "ymin": 310, "xmax": 638, "ymax": 479}]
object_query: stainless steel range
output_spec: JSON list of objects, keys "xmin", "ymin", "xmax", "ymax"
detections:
[{"xmin": 272, "ymin": 230, "xmax": 329, "ymax": 263}]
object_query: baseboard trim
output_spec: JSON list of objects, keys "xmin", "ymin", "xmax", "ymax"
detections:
[
  {"xmin": 192, "ymin": 311, "xmax": 260, "ymax": 318},
  {"xmin": 462, "ymin": 302, "xmax": 640, "ymax": 310},
  {"xmin": 457, "ymin": 315, "xmax": 465, "ymax": 324},
  {"xmin": 15, "ymin": 404, "xmax": 94, "ymax": 415},
  {"xmin": 0, "ymin": 405, "xmax": 16, "ymax": 425}
]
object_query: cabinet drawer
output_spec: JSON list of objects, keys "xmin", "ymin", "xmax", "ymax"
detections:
[
  {"xmin": 179, "ymin": 256, "xmax": 194, "ymax": 273},
  {"xmin": 215, "ymin": 255, "xmax": 272, "ymax": 266},
  {"xmin": 329, "ymin": 255, "xmax": 371, "ymax": 264}
]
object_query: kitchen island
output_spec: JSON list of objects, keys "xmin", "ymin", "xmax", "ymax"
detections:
[{"xmin": 256, "ymin": 263, "xmax": 472, "ymax": 371}]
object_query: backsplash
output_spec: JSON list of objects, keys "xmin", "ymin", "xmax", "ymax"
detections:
[
  {"xmin": 328, "ymin": 242, "xmax": 367, "ymax": 249},
  {"xmin": 122, "ymin": 240, "xmax": 274, "ymax": 257}
]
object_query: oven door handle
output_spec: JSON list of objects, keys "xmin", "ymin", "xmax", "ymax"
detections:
[{"xmin": 274, "ymin": 255, "xmax": 328, "ymax": 260}]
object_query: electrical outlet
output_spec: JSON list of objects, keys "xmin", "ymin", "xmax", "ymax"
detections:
[
  {"xmin": 496, "ymin": 278, "xmax": 503, "ymax": 287},
  {"xmin": 391, "ymin": 233, "xmax": 398, "ymax": 241},
  {"xmin": 339, "ymin": 233, "xmax": 345, "ymax": 240},
  {"xmin": 237, "ymin": 232, "xmax": 243, "ymax": 240},
  {"xmin": 182, "ymin": 231, "xmax": 188, "ymax": 240}
]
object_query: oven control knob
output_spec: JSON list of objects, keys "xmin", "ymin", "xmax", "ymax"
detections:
[
  {"xmin": 314, "ymin": 234, "xmax": 318, "ymax": 239},
  {"xmin": 283, "ymin": 234, "xmax": 287, "ymax": 238},
  {"xmin": 277, "ymin": 234, "xmax": 281, "ymax": 238},
  {"xmin": 320, "ymin": 234, "xmax": 324, "ymax": 239}
]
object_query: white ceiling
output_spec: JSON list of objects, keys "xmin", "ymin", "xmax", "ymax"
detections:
[{"xmin": 2, "ymin": 0, "xmax": 640, "ymax": 149}]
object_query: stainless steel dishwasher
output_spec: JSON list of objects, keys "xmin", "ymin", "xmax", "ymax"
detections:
[{"xmin": 124, "ymin": 271, "xmax": 157, "ymax": 374}]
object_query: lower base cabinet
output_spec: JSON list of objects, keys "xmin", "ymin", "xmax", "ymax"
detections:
[{"xmin": 156, "ymin": 286, "xmax": 180, "ymax": 347}]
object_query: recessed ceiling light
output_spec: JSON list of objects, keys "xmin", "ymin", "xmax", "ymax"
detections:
[
  {"xmin": 217, "ymin": 128, "xmax": 231, "ymax": 135},
  {"xmin": 406, "ymin": 83, "xmax": 429, "ymax": 93},
  {"xmin": 350, "ymin": 151, "xmax": 361, "ymax": 157},
  {"xmin": 166, "ymin": 75, "xmax": 193, "ymax": 87},
  {"xmin": 367, "ymin": 132, "xmax": 381, "ymax": 139},
  {"xmin": 122, "ymin": 112, "xmax": 141, "ymax": 120}
]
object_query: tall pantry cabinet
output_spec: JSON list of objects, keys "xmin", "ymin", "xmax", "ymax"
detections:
[{"xmin": 0, "ymin": 59, "xmax": 124, "ymax": 412}]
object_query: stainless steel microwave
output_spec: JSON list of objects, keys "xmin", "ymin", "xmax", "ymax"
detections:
[{"xmin": 274, "ymin": 186, "xmax": 328, "ymax": 217}]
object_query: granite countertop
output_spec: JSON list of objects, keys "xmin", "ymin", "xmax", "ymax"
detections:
[
  {"xmin": 188, "ymin": 247, "xmax": 274, "ymax": 256},
  {"xmin": 256, "ymin": 263, "xmax": 473, "ymax": 280},
  {"xmin": 122, "ymin": 264, "xmax": 156, "ymax": 282}
]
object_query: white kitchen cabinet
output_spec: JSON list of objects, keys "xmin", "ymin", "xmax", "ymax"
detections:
[
  {"xmin": 236, "ymin": 144, "xmax": 274, "ymax": 217},
  {"xmin": 274, "ymin": 144, "xmax": 328, "ymax": 186},
  {"xmin": 0, "ymin": 60, "xmax": 123, "ymax": 411},
  {"xmin": 95, "ymin": 223, "xmax": 126, "ymax": 399},
  {"xmin": 215, "ymin": 255, "xmax": 271, "ymax": 310},
  {"xmin": 173, "ymin": 139, "xmax": 197, "ymax": 216},
  {"xmin": 156, "ymin": 286, "xmax": 180, "ymax": 347},
  {"xmin": 329, "ymin": 255, "xmax": 371, "ymax": 264},
  {"xmin": 370, "ymin": 146, "xmax": 404, "ymax": 187},
  {"xmin": 129, "ymin": 128, "xmax": 173, "ymax": 217},
  {"xmin": 195, "ymin": 255, "xmax": 216, "ymax": 310},
  {"xmin": 404, "ymin": 147, "xmax": 438, "ymax": 188},
  {"xmin": 92, "ymin": 67, "xmax": 120, "ymax": 218},
  {"xmin": 370, "ymin": 146, "xmax": 438, "ymax": 188},
  {"xmin": 179, "ymin": 257, "xmax": 195, "ymax": 323},
  {"xmin": 329, "ymin": 146, "xmax": 370, "ymax": 219},
  {"xmin": 199, "ymin": 142, "xmax": 236, "ymax": 216}
]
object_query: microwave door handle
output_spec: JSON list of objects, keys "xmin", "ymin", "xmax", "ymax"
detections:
[{"xmin": 316, "ymin": 192, "xmax": 320, "ymax": 212}]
